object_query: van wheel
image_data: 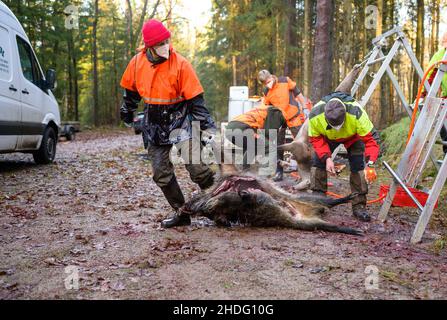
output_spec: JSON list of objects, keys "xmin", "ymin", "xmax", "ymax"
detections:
[
  {"xmin": 66, "ymin": 127, "xmax": 76, "ymax": 141},
  {"xmin": 33, "ymin": 126, "xmax": 57, "ymax": 164}
]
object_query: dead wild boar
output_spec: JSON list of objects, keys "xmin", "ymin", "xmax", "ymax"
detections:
[
  {"xmin": 182, "ymin": 169, "xmax": 362, "ymax": 236},
  {"xmin": 177, "ymin": 66, "xmax": 366, "ymax": 235}
]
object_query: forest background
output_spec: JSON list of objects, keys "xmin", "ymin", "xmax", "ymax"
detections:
[{"xmin": 4, "ymin": 0, "xmax": 447, "ymax": 129}]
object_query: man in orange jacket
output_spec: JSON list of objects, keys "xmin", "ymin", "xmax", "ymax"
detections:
[
  {"xmin": 120, "ymin": 19, "xmax": 216, "ymax": 228},
  {"xmin": 258, "ymin": 70, "xmax": 312, "ymax": 181}
]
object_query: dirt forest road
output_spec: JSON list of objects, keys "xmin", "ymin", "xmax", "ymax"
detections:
[{"xmin": 0, "ymin": 129, "xmax": 446, "ymax": 300}]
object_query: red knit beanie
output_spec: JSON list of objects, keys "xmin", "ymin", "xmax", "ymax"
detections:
[{"xmin": 142, "ymin": 19, "xmax": 171, "ymax": 48}]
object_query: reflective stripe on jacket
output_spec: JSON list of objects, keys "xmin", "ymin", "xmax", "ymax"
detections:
[{"xmin": 308, "ymin": 92, "xmax": 380, "ymax": 163}]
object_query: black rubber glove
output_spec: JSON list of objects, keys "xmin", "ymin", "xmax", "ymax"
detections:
[
  {"xmin": 121, "ymin": 89, "xmax": 141, "ymax": 125},
  {"xmin": 188, "ymin": 94, "xmax": 216, "ymax": 131},
  {"xmin": 120, "ymin": 104, "xmax": 134, "ymax": 125}
]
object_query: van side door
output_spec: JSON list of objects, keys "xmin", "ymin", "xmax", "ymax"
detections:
[
  {"xmin": 15, "ymin": 35, "xmax": 46, "ymax": 150},
  {"xmin": 0, "ymin": 23, "xmax": 21, "ymax": 151}
]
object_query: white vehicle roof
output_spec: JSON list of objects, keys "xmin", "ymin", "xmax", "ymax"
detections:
[{"xmin": 0, "ymin": 1, "xmax": 29, "ymax": 40}]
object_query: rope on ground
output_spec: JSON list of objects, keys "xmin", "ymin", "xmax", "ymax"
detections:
[
  {"xmin": 289, "ymin": 173, "xmax": 386, "ymax": 204},
  {"xmin": 326, "ymin": 191, "xmax": 386, "ymax": 205}
]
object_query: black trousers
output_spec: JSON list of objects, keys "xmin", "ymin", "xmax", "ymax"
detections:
[
  {"xmin": 225, "ymin": 121, "xmax": 260, "ymax": 167},
  {"xmin": 441, "ymin": 126, "xmax": 447, "ymax": 154},
  {"xmin": 311, "ymin": 139, "xmax": 368, "ymax": 208},
  {"xmin": 147, "ymin": 140, "xmax": 215, "ymax": 189}
]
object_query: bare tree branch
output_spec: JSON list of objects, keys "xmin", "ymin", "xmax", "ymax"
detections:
[
  {"xmin": 149, "ymin": 0, "xmax": 162, "ymax": 20},
  {"xmin": 134, "ymin": 0, "xmax": 162, "ymax": 49},
  {"xmin": 162, "ymin": 6, "xmax": 173, "ymax": 23}
]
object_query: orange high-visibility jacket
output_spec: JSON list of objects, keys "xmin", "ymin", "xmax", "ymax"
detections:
[
  {"xmin": 120, "ymin": 49, "xmax": 204, "ymax": 105},
  {"xmin": 232, "ymin": 105, "xmax": 270, "ymax": 129},
  {"xmin": 263, "ymin": 76, "xmax": 305, "ymax": 128}
]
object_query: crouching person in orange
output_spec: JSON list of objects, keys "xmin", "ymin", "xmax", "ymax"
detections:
[
  {"xmin": 120, "ymin": 19, "xmax": 216, "ymax": 228},
  {"xmin": 258, "ymin": 70, "xmax": 312, "ymax": 181},
  {"xmin": 225, "ymin": 104, "xmax": 285, "ymax": 169}
]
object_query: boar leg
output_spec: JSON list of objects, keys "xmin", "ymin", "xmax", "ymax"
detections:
[
  {"xmin": 258, "ymin": 180, "xmax": 356, "ymax": 208},
  {"xmin": 334, "ymin": 64, "xmax": 362, "ymax": 94},
  {"xmin": 278, "ymin": 121, "xmax": 312, "ymax": 190},
  {"xmin": 292, "ymin": 217, "xmax": 364, "ymax": 236},
  {"xmin": 239, "ymin": 191, "xmax": 363, "ymax": 236}
]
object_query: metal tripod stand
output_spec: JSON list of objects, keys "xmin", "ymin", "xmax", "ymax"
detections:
[{"xmin": 347, "ymin": 26, "xmax": 447, "ymax": 243}]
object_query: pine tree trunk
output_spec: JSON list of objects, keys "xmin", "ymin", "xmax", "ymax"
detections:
[
  {"xmin": 435, "ymin": 0, "xmax": 440, "ymax": 48},
  {"xmin": 380, "ymin": 0, "xmax": 393, "ymax": 127},
  {"xmin": 66, "ymin": 26, "xmax": 79, "ymax": 122},
  {"xmin": 275, "ymin": 13, "xmax": 281, "ymax": 73},
  {"xmin": 430, "ymin": 0, "xmax": 436, "ymax": 55},
  {"xmin": 283, "ymin": 0, "xmax": 296, "ymax": 78},
  {"xmin": 232, "ymin": 56, "xmax": 237, "ymax": 86},
  {"xmin": 126, "ymin": 0, "xmax": 133, "ymax": 60},
  {"xmin": 388, "ymin": 0, "xmax": 395, "ymax": 123},
  {"xmin": 92, "ymin": 0, "xmax": 99, "ymax": 127},
  {"xmin": 334, "ymin": 0, "xmax": 349, "ymax": 89},
  {"xmin": 112, "ymin": 16, "xmax": 119, "ymax": 125},
  {"xmin": 342, "ymin": 0, "xmax": 352, "ymax": 75},
  {"xmin": 230, "ymin": 0, "xmax": 237, "ymax": 86},
  {"xmin": 67, "ymin": 32, "xmax": 74, "ymax": 120},
  {"xmin": 431, "ymin": 0, "xmax": 440, "ymax": 55},
  {"xmin": 369, "ymin": 0, "xmax": 382, "ymax": 127},
  {"xmin": 311, "ymin": 0, "xmax": 334, "ymax": 102},
  {"xmin": 288, "ymin": 0, "xmax": 298, "ymax": 79},
  {"xmin": 303, "ymin": 0, "xmax": 312, "ymax": 96},
  {"xmin": 413, "ymin": 0, "xmax": 425, "ymax": 100}
]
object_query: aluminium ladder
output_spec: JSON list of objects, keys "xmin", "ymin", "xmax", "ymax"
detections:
[
  {"xmin": 378, "ymin": 55, "xmax": 447, "ymax": 243},
  {"xmin": 341, "ymin": 26, "xmax": 447, "ymax": 243},
  {"xmin": 333, "ymin": 27, "xmax": 442, "ymax": 170}
]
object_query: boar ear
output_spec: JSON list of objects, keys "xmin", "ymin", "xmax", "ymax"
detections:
[{"xmin": 334, "ymin": 64, "xmax": 362, "ymax": 94}]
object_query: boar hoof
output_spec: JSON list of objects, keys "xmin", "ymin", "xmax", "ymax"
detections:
[
  {"xmin": 161, "ymin": 213, "xmax": 191, "ymax": 228},
  {"xmin": 353, "ymin": 207, "xmax": 371, "ymax": 222},
  {"xmin": 293, "ymin": 179, "xmax": 311, "ymax": 191},
  {"xmin": 272, "ymin": 171, "xmax": 284, "ymax": 182}
]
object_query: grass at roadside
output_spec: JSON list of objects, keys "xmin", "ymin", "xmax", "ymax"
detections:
[{"xmin": 380, "ymin": 117, "xmax": 447, "ymax": 228}]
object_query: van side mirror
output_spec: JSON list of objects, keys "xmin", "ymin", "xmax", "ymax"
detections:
[{"xmin": 45, "ymin": 69, "xmax": 56, "ymax": 90}]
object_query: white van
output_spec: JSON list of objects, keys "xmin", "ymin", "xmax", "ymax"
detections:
[{"xmin": 0, "ymin": 1, "xmax": 60, "ymax": 164}]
